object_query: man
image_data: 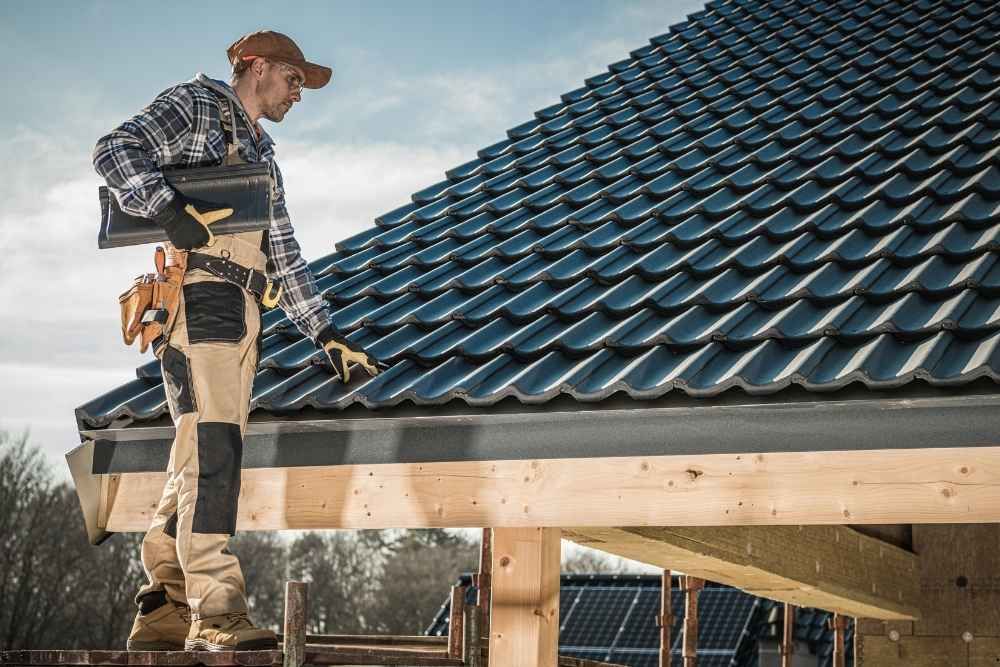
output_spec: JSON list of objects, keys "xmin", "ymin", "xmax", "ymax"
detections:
[{"xmin": 93, "ymin": 31, "xmax": 381, "ymax": 652}]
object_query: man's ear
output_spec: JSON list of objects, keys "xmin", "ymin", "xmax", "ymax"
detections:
[{"xmin": 253, "ymin": 58, "xmax": 267, "ymax": 79}]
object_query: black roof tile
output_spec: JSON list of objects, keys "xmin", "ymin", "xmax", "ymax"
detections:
[{"xmin": 78, "ymin": 0, "xmax": 1000, "ymax": 430}]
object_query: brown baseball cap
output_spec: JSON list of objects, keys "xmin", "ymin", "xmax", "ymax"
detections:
[{"xmin": 227, "ymin": 30, "xmax": 332, "ymax": 89}]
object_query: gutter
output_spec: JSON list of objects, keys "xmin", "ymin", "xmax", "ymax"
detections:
[{"xmin": 80, "ymin": 393, "xmax": 1000, "ymax": 475}]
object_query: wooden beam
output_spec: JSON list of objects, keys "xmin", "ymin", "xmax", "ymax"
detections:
[
  {"xmin": 831, "ymin": 614, "xmax": 847, "ymax": 667},
  {"xmin": 488, "ymin": 528, "xmax": 560, "ymax": 667},
  {"xmin": 564, "ymin": 526, "xmax": 920, "ymax": 620},
  {"xmin": 463, "ymin": 604, "xmax": 483, "ymax": 667},
  {"xmin": 682, "ymin": 576, "xmax": 703, "ymax": 667},
  {"xmin": 92, "ymin": 446, "xmax": 1000, "ymax": 533},
  {"xmin": 282, "ymin": 582, "xmax": 306, "ymax": 667},
  {"xmin": 447, "ymin": 586, "xmax": 466, "ymax": 659},
  {"xmin": 476, "ymin": 529, "xmax": 492, "ymax": 642},
  {"xmin": 781, "ymin": 604, "xmax": 796, "ymax": 667},
  {"xmin": 659, "ymin": 570, "xmax": 672, "ymax": 667}
]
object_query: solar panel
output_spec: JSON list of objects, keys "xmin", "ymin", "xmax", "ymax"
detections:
[
  {"xmin": 615, "ymin": 588, "xmax": 662, "ymax": 649},
  {"xmin": 692, "ymin": 654, "xmax": 738, "ymax": 667},
  {"xmin": 607, "ymin": 648, "xmax": 659, "ymax": 667},
  {"xmin": 560, "ymin": 587, "xmax": 640, "ymax": 648},
  {"xmin": 560, "ymin": 584, "xmax": 588, "ymax": 633},
  {"xmin": 669, "ymin": 591, "xmax": 686, "ymax": 651},
  {"xmin": 426, "ymin": 574, "xmax": 852, "ymax": 666},
  {"xmin": 697, "ymin": 589, "xmax": 758, "ymax": 650}
]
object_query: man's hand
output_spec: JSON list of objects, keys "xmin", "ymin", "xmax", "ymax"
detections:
[
  {"xmin": 318, "ymin": 327, "xmax": 382, "ymax": 383},
  {"xmin": 153, "ymin": 192, "xmax": 234, "ymax": 250}
]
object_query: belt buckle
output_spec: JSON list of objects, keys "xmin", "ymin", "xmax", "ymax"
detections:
[{"xmin": 261, "ymin": 280, "xmax": 282, "ymax": 309}]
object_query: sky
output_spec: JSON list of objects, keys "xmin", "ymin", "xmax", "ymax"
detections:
[{"xmin": 0, "ymin": 0, "xmax": 706, "ymax": 476}]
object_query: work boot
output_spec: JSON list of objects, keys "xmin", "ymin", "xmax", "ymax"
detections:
[
  {"xmin": 127, "ymin": 597, "xmax": 191, "ymax": 650},
  {"xmin": 185, "ymin": 612, "xmax": 277, "ymax": 651}
]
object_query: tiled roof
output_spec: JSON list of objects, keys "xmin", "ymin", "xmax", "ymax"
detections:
[
  {"xmin": 425, "ymin": 574, "xmax": 853, "ymax": 667},
  {"xmin": 78, "ymin": 0, "xmax": 1000, "ymax": 429}
]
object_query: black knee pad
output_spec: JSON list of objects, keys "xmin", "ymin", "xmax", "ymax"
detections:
[{"xmin": 193, "ymin": 422, "xmax": 243, "ymax": 535}]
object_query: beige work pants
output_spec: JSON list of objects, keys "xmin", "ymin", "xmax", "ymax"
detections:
[{"xmin": 135, "ymin": 265, "xmax": 261, "ymax": 619}]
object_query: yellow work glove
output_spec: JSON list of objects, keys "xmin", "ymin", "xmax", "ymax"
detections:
[
  {"xmin": 318, "ymin": 328, "xmax": 383, "ymax": 383},
  {"xmin": 153, "ymin": 192, "xmax": 233, "ymax": 250}
]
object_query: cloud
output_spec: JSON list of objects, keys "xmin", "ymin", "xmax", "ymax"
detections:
[
  {"xmin": 293, "ymin": 0, "xmax": 707, "ymax": 150},
  {"xmin": 278, "ymin": 141, "xmax": 468, "ymax": 257},
  {"xmin": 296, "ymin": 32, "xmax": 655, "ymax": 147}
]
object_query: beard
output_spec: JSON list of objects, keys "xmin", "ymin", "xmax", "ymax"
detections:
[{"xmin": 261, "ymin": 102, "xmax": 289, "ymax": 123}]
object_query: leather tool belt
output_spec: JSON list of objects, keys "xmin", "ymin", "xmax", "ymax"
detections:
[
  {"xmin": 118, "ymin": 246, "xmax": 187, "ymax": 353},
  {"xmin": 187, "ymin": 252, "xmax": 277, "ymax": 305}
]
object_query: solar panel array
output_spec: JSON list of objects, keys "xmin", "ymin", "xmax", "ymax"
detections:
[{"xmin": 426, "ymin": 574, "xmax": 853, "ymax": 667}]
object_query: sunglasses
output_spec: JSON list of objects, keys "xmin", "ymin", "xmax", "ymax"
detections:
[{"xmin": 272, "ymin": 61, "xmax": 305, "ymax": 94}]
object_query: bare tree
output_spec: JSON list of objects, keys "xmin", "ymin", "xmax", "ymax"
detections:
[
  {"xmin": 231, "ymin": 531, "xmax": 288, "ymax": 630},
  {"xmin": 0, "ymin": 431, "xmax": 78, "ymax": 649},
  {"xmin": 370, "ymin": 530, "xmax": 479, "ymax": 635},
  {"xmin": 77, "ymin": 529, "xmax": 147, "ymax": 649},
  {"xmin": 0, "ymin": 432, "xmax": 148, "ymax": 650},
  {"xmin": 287, "ymin": 531, "xmax": 385, "ymax": 634},
  {"xmin": 562, "ymin": 542, "xmax": 652, "ymax": 575}
]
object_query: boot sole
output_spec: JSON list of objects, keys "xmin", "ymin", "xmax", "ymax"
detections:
[
  {"xmin": 126, "ymin": 640, "xmax": 185, "ymax": 651},
  {"xmin": 184, "ymin": 638, "xmax": 278, "ymax": 652}
]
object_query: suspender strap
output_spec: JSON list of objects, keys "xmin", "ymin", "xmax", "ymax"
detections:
[
  {"xmin": 187, "ymin": 252, "xmax": 268, "ymax": 302},
  {"xmin": 222, "ymin": 98, "xmax": 242, "ymax": 164}
]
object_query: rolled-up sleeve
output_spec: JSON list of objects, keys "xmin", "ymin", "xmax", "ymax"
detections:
[{"xmin": 267, "ymin": 160, "xmax": 333, "ymax": 341}]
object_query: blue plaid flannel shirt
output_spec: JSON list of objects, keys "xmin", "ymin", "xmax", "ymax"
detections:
[{"xmin": 93, "ymin": 73, "xmax": 333, "ymax": 343}]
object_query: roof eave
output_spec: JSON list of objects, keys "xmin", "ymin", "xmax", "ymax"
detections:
[{"xmin": 83, "ymin": 391, "xmax": 1000, "ymax": 475}]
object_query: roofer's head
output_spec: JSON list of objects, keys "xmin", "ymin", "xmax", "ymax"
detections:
[{"xmin": 227, "ymin": 30, "xmax": 331, "ymax": 123}]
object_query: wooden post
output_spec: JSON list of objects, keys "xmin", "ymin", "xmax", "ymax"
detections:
[
  {"xmin": 465, "ymin": 604, "xmax": 483, "ymax": 667},
  {"xmin": 659, "ymin": 570, "xmax": 672, "ymax": 667},
  {"xmin": 477, "ymin": 527, "xmax": 493, "ymax": 641},
  {"xmin": 448, "ymin": 585, "xmax": 467, "ymax": 658},
  {"xmin": 682, "ymin": 576, "xmax": 704, "ymax": 667},
  {"xmin": 781, "ymin": 603, "xmax": 796, "ymax": 667},
  {"xmin": 488, "ymin": 528, "xmax": 561, "ymax": 667},
  {"xmin": 282, "ymin": 581, "xmax": 307, "ymax": 667},
  {"xmin": 832, "ymin": 614, "xmax": 847, "ymax": 667}
]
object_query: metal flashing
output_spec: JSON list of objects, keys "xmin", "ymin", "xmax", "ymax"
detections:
[{"xmin": 89, "ymin": 392, "xmax": 1000, "ymax": 474}]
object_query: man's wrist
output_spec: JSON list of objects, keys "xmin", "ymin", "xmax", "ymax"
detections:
[
  {"xmin": 151, "ymin": 190, "xmax": 183, "ymax": 227},
  {"xmin": 316, "ymin": 324, "xmax": 345, "ymax": 349}
]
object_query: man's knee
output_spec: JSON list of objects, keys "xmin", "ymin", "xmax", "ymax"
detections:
[{"xmin": 192, "ymin": 422, "xmax": 243, "ymax": 536}]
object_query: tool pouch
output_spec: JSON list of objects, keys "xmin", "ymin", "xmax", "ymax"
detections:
[
  {"xmin": 120, "ymin": 247, "xmax": 188, "ymax": 353},
  {"xmin": 140, "ymin": 250, "xmax": 188, "ymax": 353}
]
